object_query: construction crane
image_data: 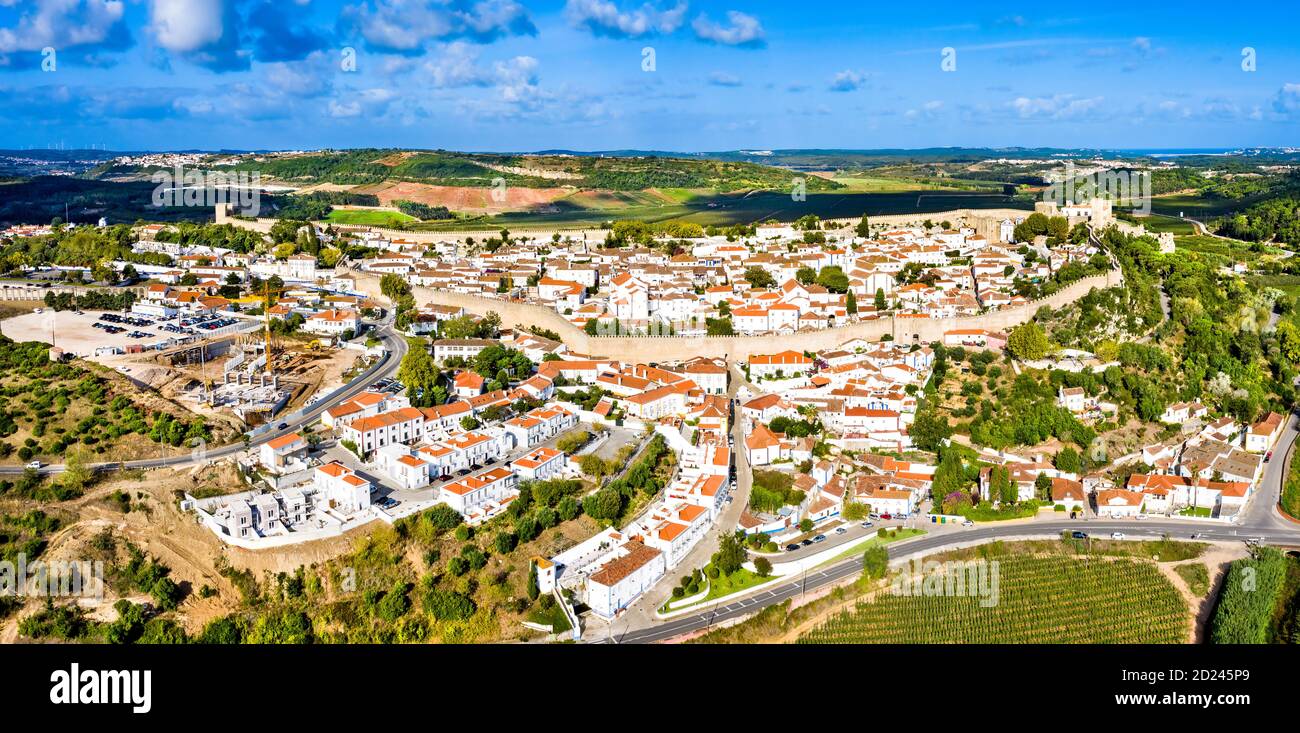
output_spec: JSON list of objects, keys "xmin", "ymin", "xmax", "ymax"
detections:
[{"xmin": 255, "ymin": 281, "xmax": 288, "ymax": 379}]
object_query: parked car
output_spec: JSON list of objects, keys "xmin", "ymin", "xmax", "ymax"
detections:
[
  {"xmin": 962, "ymin": 519, "xmax": 975, "ymax": 527},
  {"xmin": 834, "ymin": 527, "xmax": 847, "ymax": 535},
  {"xmin": 800, "ymin": 538, "xmax": 813, "ymax": 547},
  {"xmin": 880, "ymin": 513, "xmax": 893, "ymax": 520},
  {"xmin": 1071, "ymin": 531, "xmax": 1088, "ymax": 540},
  {"xmin": 812, "ymin": 534, "xmax": 826, "ymax": 543},
  {"xmin": 1111, "ymin": 532, "xmax": 1125, "ymax": 540},
  {"xmin": 868, "ymin": 513, "xmax": 880, "ymax": 521},
  {"xmin": 785, "ymin": 544, "xmax": 801, "ymax": 552},
  {"xmin": 1265, "ymin": 451, "xmax": 1273, "ymax": 463},
  {"xmin": 860, "ymin": 521, "xmax": 874, "ymax": 528}
]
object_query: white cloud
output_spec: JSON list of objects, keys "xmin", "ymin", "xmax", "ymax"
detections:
[
  {"xmin": 829, "ymin": 69, "xmax": 872, "ymax": 92},
  {"xmin": 563, "ymin": 0, "xmax": 687, "ymax": 39},
  {"xmin": 148, "ymin": 0, "xmax": 223, "ymax": 53},
  {"xmin": 1273, "ymin": 83, "xmax": 1300, "ymax": 117},
  {"xmin": 1010, "ymin": 93, "xmax": 1104, "ymax": 120},
  {"xmin": 425, "ymin": 41, "xmax": 493, "ymax": 87},
  {"xmin": 692, "ymin": 10, "xmax": 765, "ymax": 47},
  {"xmin": 350, "ymin": 0, "xmax": 535, "ymax": 52},
  {"xmin": 0, "ymin": 0, "xmax": 126, "ymax": 53}
]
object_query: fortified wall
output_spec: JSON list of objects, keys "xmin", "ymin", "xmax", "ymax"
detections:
[{"xmin": 344, "ymin": 266, "xmax": 1122, "ymax": 363}]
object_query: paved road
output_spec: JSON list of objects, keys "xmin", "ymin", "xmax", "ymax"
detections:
[
  {"xmin": 603, "ymin": 413, "xmax": 1300, "ymax": 644},
  {"xmin": 608, "ymin": 515, "xmax": 1300, "ymax": 645},
  {"xmin": 0, "ymin": 321, "xmax": 408, "ymax": 477},
  {"xmin": 585, "ymin": 363, "xmax": 752, "ymax": 637}
]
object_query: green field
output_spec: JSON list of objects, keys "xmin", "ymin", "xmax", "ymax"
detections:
[
  {"xmin": 407, "ymin": 190, "xmax": 1033, "ymax": 231},
  {"xmin": 1133, "ymin": 213, "xmax": 1197, "ymax": 234},
  {"xmin": 326, "ymin": 208, "xmax": 417, "ymax": 227},
  {"xmin": 1150, "ymin": 191, "xmax": 1272, "ymax": 218},
  {"xmin": 1177, "ymin": 235, "xmax": 1281, "ymax": 264},
  {"xmin": 798, "ymin": 555, "xmax": 1188, "ymax": 644}
]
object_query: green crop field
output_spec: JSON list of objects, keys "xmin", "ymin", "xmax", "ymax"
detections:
[
  {"xmin": 325, "ymin": 208, "xmax": 417, "ymax": 227},
  {"xmin": 798, "ymin": 555, "xmax": 1188, "ymax": 644},
  {"xmin": 408, "ymin": 189, "xmax": 1033, "ymax": 231}
]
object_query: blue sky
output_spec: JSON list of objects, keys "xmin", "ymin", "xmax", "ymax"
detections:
[{"xmin": 1, "ymin": 0, "xmax": 1298, "ymax": 152}]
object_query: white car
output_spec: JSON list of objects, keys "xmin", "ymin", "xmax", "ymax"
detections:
[
  {"xmin": 26, "ymin": 460, "xmax": 42, "ymax": 469},
  {"xmin": 1110, "ymin": 532, "xmax": 1125, "ymax": 540}
]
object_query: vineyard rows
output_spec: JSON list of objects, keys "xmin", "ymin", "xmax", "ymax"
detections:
[{"xmin": 799, "ymin": 555, "xmax": 1188, "ymax": 644}]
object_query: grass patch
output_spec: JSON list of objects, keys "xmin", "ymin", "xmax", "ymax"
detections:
[
  {"xmin": 525, "ymin": 596, "xmax": 571, "ymax": 633},
  {"xmin": 1176, "ymin": 563, "xmax": 1210, "ymax": 597},
  {"xmin": 660, "ymin": 566, "xmax": 774, "ymax": 613},
  {"xmin": 822, "ymin": 527, "xmax": 926, "ymax": 566},
  {"xmin": 326, "ymin": 208, "xmax": 417, "ymax": 227}
]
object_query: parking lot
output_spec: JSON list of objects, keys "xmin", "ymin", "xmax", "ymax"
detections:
[{"xmin": 0, "ymin": 308, "xmax": 246, "ymax": 359}]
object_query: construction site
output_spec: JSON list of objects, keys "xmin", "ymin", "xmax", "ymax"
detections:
[
  {"xmin": 84, "ymin": 319, "xmax": 366, "ymax": 430},
  {"xmin": 166, "ymin": 332, "xmax": 367, "ymax": 426}
]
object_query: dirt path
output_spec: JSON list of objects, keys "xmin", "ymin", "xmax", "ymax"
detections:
[{"xmin": 1155, "ymin": 544, "xmax": 1247, "ymax": 643}]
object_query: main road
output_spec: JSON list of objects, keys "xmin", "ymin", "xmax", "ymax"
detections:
[
  {"xmin": 0, "ymin": 319, "xmax": 409, "ymax": 477},
  {"xmin": 605, "ymin": 411, "xmax": 1300, "ymax": 644}
]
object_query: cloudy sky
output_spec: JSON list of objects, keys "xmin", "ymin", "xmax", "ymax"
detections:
[{"xmin": 1, "ymin": 0, "xmax": 1298, "ymax": 152}]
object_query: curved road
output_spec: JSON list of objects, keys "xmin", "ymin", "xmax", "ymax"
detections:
[
  {"xmin": 0, "ymin": 320, "xmax": 408, "ymax": 477},
  {"xmin": 608, "ymin": 412, "xmax": 1300, "ymax": 644}
]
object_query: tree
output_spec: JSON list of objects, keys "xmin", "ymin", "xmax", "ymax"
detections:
[
  {"xmin": 579, "ymin": 453, "xmax": 610, "ymax": 478},
  {"xmin": 874, "ymin": 288, "xmax": 886, "ymax": 311},
  {"xmin": 932, "ymin": 449, "xmax": 966, "ymax": 499},
  {"xmin": 855, "ymin": 213, "xmax": 871, "ymax": 238},
  {"xmin": 1034, "ymin": 473, "xmax": 1053, "ymax": 502},
  {"xmin": 1278, "ymin": 321, "xmax": 1300, "ymax": 364},
  {"xmin": 396, "ymin": 345, "xmax": 441, "ymax": 407},
  {"xmin": 743, "ymin": 266, "xmax": 776, "ymax": 289},
  {"xmin": 1007, "ymin": 322, "xmax": 1050, "ymax": 361},
  {"xmin": 842, "ymin": 501, "xmax": 868, "ymax": 521},
  {"xmin": 526, "ymin": 561, "xmax": 540, "ymax": 601},
  {"xmin": 1055, "ymin": 446, "xmax": 1081, "ymax": 474},
  {"xmin": 795, "ymin": 266, "xmax": 816, "ymax": 285},
  {"xmin": 713, "ymin": 531, "xmax": 748, "ymax": 575},
  {"xmin": 862, "ymin": 545, "xmax": 889, "ymax": 580},
  {"xmin": 845, "ymin": 290, "xmax": 857, "ymax": 314},
  {"xmin": 375, "ymin": 582, "xmax": 411, "ymax": 622},
  {"xmin": 799, "ymin": 518, "xmax": 814, "ymax": 533},
  {"xmin": 815, "ymin": 265, "xmax": 849, "ymax": 293},
  {"xmin": 909, "ymin": 406, "xmax": 952, "ymax": 452},
  {"xmin": 753, "ymin": 556, "xmax": 772, "ymax": 577}
]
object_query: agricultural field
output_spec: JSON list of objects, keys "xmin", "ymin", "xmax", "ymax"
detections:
[
  {"xmin": 1177, "ymin": 234, "xmax": 1282, "ymax": 264},
  {"xmin": 1208, "ymin": 548, "xmax": 1299, "ymax": 644},
  {"xmin": 1133, "ymin": 213, "xmax": 1197, "ymax": 234},
  {"xmin": 798, "ymin": 555, "xmax": 1189, "ymax": 644},
  {"xmin": 438, "ymin": 189, "xmax": 1032, "ymax": 230},
  {"xmin": 325, "ymin": 208, "xmax": 417, "ymax": 227},
  {"xmin": 1150, "ymin": 190, "xmax": 1274, "ymax": 218}
]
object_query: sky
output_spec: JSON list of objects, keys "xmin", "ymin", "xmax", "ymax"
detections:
[{"xmin": 0, "ymin": 0, "xmax": 1298, "ymax": 153}]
